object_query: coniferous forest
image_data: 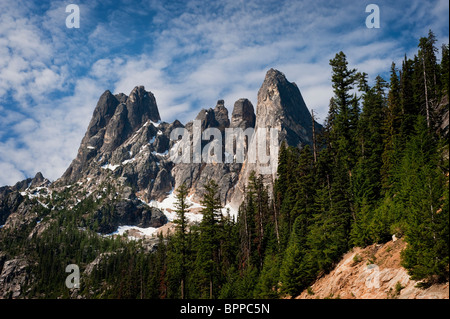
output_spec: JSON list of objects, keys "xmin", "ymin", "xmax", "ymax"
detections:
[{"xmin": 0, "ymin": 31, "xmax": 448, "ymax": 299}]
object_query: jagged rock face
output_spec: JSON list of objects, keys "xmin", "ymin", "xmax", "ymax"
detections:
[
  {"xmin": 213, "ymin": 100, "xmax": 230, "ymax": 131},
  {"xmin": 0, "ymin": 172, "xmax": 50, "ymax": 227},
  {"xmin": 256, "ymin": 68, "xmax": 316, "ymax": 146},
  {"xmin": 126, "ymin": 86, "xmax": 160, "ymax": 129},
  {"xmin": 93, "ymin": 199, "xmax": 168, "ymax": 234},
  {"xmin": 57, "ymin": 70, "xmax": 317, "ymax": 208},
  {"xmin": 0, "ymin": 192, "xmax": 23, "ymax": 226},
  {"xmin": 230, "ymin": 98, "xmax": 256, "ymax": 129},
  {"xmin": 0, "ymin": 68, "xmax": 320, "ymax": 298},
  {"xmin": 0, "ymin": 257, "xmax": 30, "ymax": 299},
  {"xmin": 194, "ymin": 100, "xmax": 230, "ymax": 132},
  {"xmin": 52, "ymin": 84, "xmax": 186, "ymax": 206},
  {"xmin": 60, "ymin": 86, "xmax": 161, "ymax": 185},
  {"xmin": 229, "ymin": 69, "xmax": 321, "ymax": 209},
  {"xmin": 171, "ymin": 99, "xmax": 246, "ymax": 203}
]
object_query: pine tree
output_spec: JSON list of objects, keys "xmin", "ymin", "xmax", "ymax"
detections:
[
  {"xmin": 275, "ymin": 146, "xmax": 301, "ymax": 250},
  {"xmin": 238, "ymin": 171, "xmax": 272, "ymax": 269},
  {"xmin": 167, "ymin": 183, "xmax": 191, "ymax": 298},
  {"xmin": 399, "ymin": 117, "xmax": 449, "ymax": 282},
  {"xmin": 400, "ymin": 55, "xmax": 417, "ymax": 139},
  {"xmin": 280, "ymin": 213, "xmax": 312, "ymax": 296},
  {"xmin": 329, "ymin": 51, "xmax": 360, "ymax": 172},
  {"xmin": 351, "ymin": 76, "xmax": 387, "ymax": 246},
  {"xmin": 253, "ymin": 254, "xmax": 280, "ymax": 299},
  {"xmin": 418, "ymin": 30, "xmax": 439, "ymax": 129},
  {"xmin": 381, "ymin": 62, "xmax": 403, "ymax": 191},
  {"xmin": 197, "ymin": 179, "xmax": 223, "ymax": 299}
]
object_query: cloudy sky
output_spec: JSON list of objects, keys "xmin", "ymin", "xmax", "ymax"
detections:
[{"xmin": 0, "ymin": 0, "xmax": 448, "ymax": 186}]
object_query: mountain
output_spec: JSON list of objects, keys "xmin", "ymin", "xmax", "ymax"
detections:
[
  {"xmin": 230, "ymin": 68, "xmax": 319, "ymax": 208},
  {"xmin": 55, "ymin": 68, "xmax": 319, "ymax": 210},
  {"xmin": 0, "ymin": 68, "xmax": 319, "ymax": 298}
]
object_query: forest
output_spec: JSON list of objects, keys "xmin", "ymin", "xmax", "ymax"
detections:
[{"xmin": 0, "ymin": 30, "xmax": 447, "ymax": 299}]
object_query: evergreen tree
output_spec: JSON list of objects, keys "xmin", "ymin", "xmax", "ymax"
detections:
[
  {"xmin": 197, "ymin": 179, "xmax": 223, "ymax": 299},
  {"xmin": 329, "ymin": 51, "xmax": 360, "ymax": 172},
  {"xmin": 253, "ymin": 254, "xmax": 280, "ymax": 299},
  {"xmin": 381, "ymin": 62, "xmax": 403, "ymax": 191},
  {"xmin": 167, "ymin": 183, "xmax": 191, "ymax": 298},
  {"xmin": 280, "ymin": 213, "xmax": 312, "ymax": 296},
  {"xmin": 351, "ymin": 76, "xmax": 387, "ymax": 246},
  {"xmin": 400, "ymin": 55, "xmax": 417, "ymax": 138},
  {"xmin": 417, "ymin": 30, "xmax": 439, "ymax": 128},
  {"xmin": 275, "ymin": 145, "xmax": 301, "ymax": 250},
  {"xmin": 399, "ymin": 117, "xmax": 449, "ymax": 282}
]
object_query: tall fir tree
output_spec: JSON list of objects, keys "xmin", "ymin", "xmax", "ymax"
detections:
[
  {"xmin": 417, "ymin": 30, "xmax": 439, "ymax": 129},
  {"xmin": 351, "ymin": 76, "xmax": 387, "ymax": 246},
  {"xmin": 197, "ymin": 179, "xmax": 223, "ymax": 299},
  {"xmin": 398, "ymin": 117, "xmax": 449, "ymax": 282},
  {"xmin": 381, "ymin": 62, "xmax": 403, "ymax": 192},
  {"xmin": 167, "ymin": 183, "xmax": 191, "ymax": 298}
]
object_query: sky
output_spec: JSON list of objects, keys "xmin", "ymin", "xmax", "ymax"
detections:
[{"xmin": 0, "ymin": 0, "xmax": 449, "ymax": 186}]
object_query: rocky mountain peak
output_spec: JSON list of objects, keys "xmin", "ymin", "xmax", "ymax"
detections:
[
  {"xmin": 262, "ymin": 68, "xmax": 290, "ymax": 86},
  {"xmin": 230, "ymin": 98, "xmax": 256, "ymax": 129},
  {"xmin": 60, "ymin": 86, "xmax": 162, "ymax": 184},
  {"xmin": 257, "ymin": 68, "xmax": 318, "ymax": 146},
  {"xmin": 213, "ymin": 100, "xmax": 230, "ymax": 131},
  {"xmin": 86, "ymin": 90, "xmax": 119, "ymax": 139},
  {"xmin": 194, "ymin": 100, "xmax": 230, "ymax": 132},
  {"xmin": 229, "ymin": 69, "xmax": 320, "ymax": 209},
  {"xmin": 57, "ymin": 68, "xmax": 319, "ymax": 206},
  {"xmin": 29, "ymin": 172, "xmax": 49, "ymax": 189},
  {"xmin": 126, "ymin": 86, "xmax": 160, "ymax": 128}
]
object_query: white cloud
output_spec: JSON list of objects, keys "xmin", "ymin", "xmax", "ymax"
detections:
[
  {"xmin": 0, "ymin": 162, "xmax": 26, "ymax": 188},
  {"xmin": 0, "ymin": 0, "xmax": 448, "ymax": 187}
]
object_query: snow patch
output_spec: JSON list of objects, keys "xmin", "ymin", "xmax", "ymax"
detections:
[
  {"xmin": 101, "ymin": 163, "xmax": 120, "ymax": 171},
  {"xmin": 106, "ymin": 225, "xmax": 158, "ymax": 239},
  {"xmin": 151, "ymin": 150, "xmax": 168, "ymax": 157},
  {"xmin": 223, "ymin": 203, "xmax": 238, "ymax": 219},
  {"xmin": 148, "ymin": 190, "xmax": 205, "ymax": 224},
  {"xmin": 122, "ymin": 158, "xmax": 136, "ymax": 165}
]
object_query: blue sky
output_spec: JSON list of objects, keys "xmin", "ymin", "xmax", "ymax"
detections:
[{"xmin": 0, "ymin": 0, "xmax": 449, "ymax": 186}]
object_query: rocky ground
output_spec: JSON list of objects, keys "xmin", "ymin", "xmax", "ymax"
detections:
[{"xmin": 297, "ymin": 238, "xmax": 449, "ymax": 299}]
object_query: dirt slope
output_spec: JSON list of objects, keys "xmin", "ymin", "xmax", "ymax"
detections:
[{"xmin": 297, "ymin": 238, "xmax": 449, "ymax": 299}]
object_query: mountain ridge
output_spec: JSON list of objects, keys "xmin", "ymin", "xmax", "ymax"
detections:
[{"xmin": 0, "ymin": 68, "xmax": 321, "ymax": 298}]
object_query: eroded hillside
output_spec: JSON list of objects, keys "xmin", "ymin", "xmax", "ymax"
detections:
[{"xmin": 297, "ymin": 238, "xmax": 449, "ymax": 299}]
